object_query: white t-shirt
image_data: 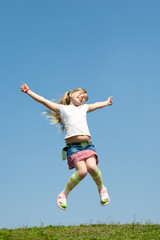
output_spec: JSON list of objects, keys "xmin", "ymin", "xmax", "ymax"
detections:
[{"xmin": 60, "ymin": 104, "xmax": 91, "ymax": 139}]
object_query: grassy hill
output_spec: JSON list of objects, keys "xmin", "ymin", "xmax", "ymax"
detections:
[{"xmin": 0, "ymin": 223, "xmax": 160, "ymax": 240}]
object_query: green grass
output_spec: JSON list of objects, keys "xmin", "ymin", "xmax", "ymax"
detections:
[{"xmin": 0, "ymin": 223, "xmax": 160, "ymax": 240}]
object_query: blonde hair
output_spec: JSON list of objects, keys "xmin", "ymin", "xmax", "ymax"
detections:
[{"xmin": 45, "ymin": 88, "xmax": 88, "ymax": 131}]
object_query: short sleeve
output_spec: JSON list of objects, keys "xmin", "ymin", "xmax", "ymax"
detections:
[
  {"xmin": 84, "ymin": 104, "xmax": 89, "ymax": 113},
  {"xmin": 59, "ymin": 104, "xmax": 62, "ymax": 115},
  {"xmin": 59, "ymin": 104, "xmax": 66, "ymax": 116}
]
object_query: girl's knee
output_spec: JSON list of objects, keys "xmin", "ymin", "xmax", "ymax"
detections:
[
  {"xmin": 86, "ymin": 157, "xmax": 99, "ymax": 175},
  {"xmin": 77, "ymin": 168, "xmax": 88, "ymax": 179},
  {"xmin": 74, "ymin": 161, "xmax": 88, "ymax": 179},
  {"xmin": 87, "ymin": 165, "xmax": 98, "ymax": 175}
]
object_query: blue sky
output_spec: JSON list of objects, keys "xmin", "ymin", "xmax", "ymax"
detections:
[{"xmin": 0, "ymin": 0, "xmax": 160, "ymax": 228}]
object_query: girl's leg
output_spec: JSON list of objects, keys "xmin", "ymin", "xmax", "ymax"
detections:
[
  {"xmin": 63, "ymin": 160, "xmax": 88, "ymax": 197},
  {"xmin": 56, "ymin": 160, "xmax": 87, "ymax": 210},
  {"xmin": 86, "ymin": 156, "xmax": 103, "ymax": 191},
  {"xmin": 86, "ymin": 156, "xmax": 110, "ymax": 205}
]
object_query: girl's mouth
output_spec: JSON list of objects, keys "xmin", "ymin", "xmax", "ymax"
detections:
[{"xmin": 77, "ymin": 96, "xmax": 82, "ymax": 101}]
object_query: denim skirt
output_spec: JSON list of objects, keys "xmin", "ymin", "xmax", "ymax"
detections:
[{"xmin": 66, "ymin": 142, "xmax": 99, "ymax": 170}]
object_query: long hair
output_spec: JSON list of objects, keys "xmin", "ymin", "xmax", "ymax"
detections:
[{"xmin": 45, "ymin": 88, "xmax": 88, "ymax": 131}]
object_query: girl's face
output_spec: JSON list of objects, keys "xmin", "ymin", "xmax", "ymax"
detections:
[{"xmin": 70, "ymin": 90, "xmax": 88, "ymax": 106}]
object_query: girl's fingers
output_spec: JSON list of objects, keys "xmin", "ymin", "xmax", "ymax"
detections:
[
  {"xmin": 109, "ymin": 97, "xmax": 113, "ymax": 105},
  {"xmin": 21, "ymin": 83, "xmax": 29, "ymax": 92},
  {"xmin": 21, "ymin": 84, "xmax": 26, "ymax": 92},
  {"xmin": 107, "ymin": 96, "xmax": 112, "ymax": 101}
]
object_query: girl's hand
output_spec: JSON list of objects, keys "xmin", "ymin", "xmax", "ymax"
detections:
[
  {"xmin": 21, "ymin": 83, "xmax": 30, "ymax": 93},
  {"xmin": 106, "ymin": 96, "xmax": 113, "ymax": 106}
]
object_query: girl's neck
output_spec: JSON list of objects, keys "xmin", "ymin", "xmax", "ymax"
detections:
[{"xmin": 69, "ymin": 101, "xmax": 82, "ymax": 107}]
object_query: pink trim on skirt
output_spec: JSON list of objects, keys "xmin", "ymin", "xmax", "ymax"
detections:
[{"xmin": 67, "ymin": 149, "xmax": 99, "ymax": 170}]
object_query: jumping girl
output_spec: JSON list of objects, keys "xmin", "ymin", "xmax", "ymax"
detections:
[{"xmin": 21, "ymin": 83, "xmax": 113, "ymax": 210}]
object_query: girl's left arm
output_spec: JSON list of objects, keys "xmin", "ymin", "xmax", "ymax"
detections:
[
  {"xmin": 21, "ymin": 83, "xmax": 60, "ymax": 113},
  {"xmin": 88, "ymin": 96, "xmax": 113, "ymax": 112}
]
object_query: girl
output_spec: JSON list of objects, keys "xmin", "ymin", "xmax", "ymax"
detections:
[{"xmin": 21, "ymin": 83, "xmax": 113, "ymax": 210}]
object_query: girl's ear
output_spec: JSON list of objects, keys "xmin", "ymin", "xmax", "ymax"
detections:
[
  {"xmin": 68, "ymin": 90, "xmax": 72, "ymax": 96},
  {"xmin": 69, "ymin": 92, "xmax": 73, "ymax": 98}
]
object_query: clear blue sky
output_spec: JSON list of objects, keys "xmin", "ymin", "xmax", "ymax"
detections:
[{"xmin": 0, "ymin": 0, "xmax": 160, "ymax": 228}]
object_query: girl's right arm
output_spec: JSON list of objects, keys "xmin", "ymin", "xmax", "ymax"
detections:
[{"xmin": 21, "ymin": 83, "xmax": 60, "ymax": 113}]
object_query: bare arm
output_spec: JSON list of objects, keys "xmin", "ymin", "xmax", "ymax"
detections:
[
  {"xmin": 88, "ymin": 96, "xmax": 113, "ymax": 112},
  {"xmin": 21, "ymin": 83, "xmax": 60, "ymax": 113}
]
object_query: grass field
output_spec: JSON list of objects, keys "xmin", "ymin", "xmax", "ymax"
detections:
[{"xmin": 0, "ymin": 223, "xmax": 160, "ymax": 240}]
